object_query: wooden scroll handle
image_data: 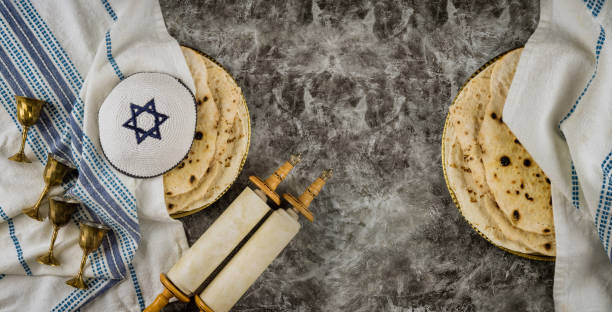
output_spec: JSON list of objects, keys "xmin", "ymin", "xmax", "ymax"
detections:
[
  {"xmin": 194, "ymin": 295, "xmax": 215, "ymax": 312},
  {"xmin": 282, "ymin": 169, "xmax": 333, "ymax": 222},
  {"xmin": 249, "ymin": 153, "xmax": 301, "ymax": 205},
  {"xmin": 144, "ymin": 274, "xmax": 190, "ymax": 312}
]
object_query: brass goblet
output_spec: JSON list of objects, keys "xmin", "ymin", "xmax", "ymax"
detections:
[
  {"xmin": 66, "ymin": 221, "xmax": 109, "ymax": 289},
  {"xmin": 36, "ymin": 196, "xmax": 79, "ymax": 266},
  {"xmin": 8, "ymin": 96, "xmax": 45, "ymax": 163},
  {"xmin": 23, "ymin": 153, "xmax": 74, "ymax": 221}
]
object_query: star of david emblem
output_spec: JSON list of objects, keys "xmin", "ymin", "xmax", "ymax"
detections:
[{"xmin": 122, "ymin": 98, "xmax": 169, "ymax": 144}]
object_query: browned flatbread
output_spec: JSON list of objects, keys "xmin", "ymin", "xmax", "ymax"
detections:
[
  {"xmin": 445, "ymin": 129, "xmax": 555, "ymax": 255},
  {"xmin": 163, "ymin": 47, "xmax": 219, "ymax": 197},
  {"xmin": 445, "ymin": 49, "xmax": 555, "ymax": 256},
  {"xmin": 448, "ymin": 64, "xmax": 493, "ymax": 197},
  {"xmin": 479, "ymin": 49, "xmax": 554, "ymax": 235},
  {"xmin": 164, "ymin": 49, "xmax": 249, "ymax": 215}
]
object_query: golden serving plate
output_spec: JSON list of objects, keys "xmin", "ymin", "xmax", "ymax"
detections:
[
  {"xmin": 441, "ymin": 47, "xmax": 555, "ymax": 262},
  {"xmin": 169, "ymin": 47, "xmax": 251, "ymax": 219}
]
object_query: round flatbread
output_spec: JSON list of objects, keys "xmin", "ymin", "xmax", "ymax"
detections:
[
  {"xmin": 200, "ymin": 114, "xmax": 247, "ymax": 203},
  {"xmin": 164, "ymin": 49, "xmax": 249, "ymax": 216},
  {"xmin": 479, "ymin": 49, "xmax": 554, "ymax": 235},
  {"xmin": 163, "ymin": 47, "xmax": 219, "ymax": 197},
  {"xmin": 448, "ymin": 63, "xmax": 493, "ymax": 197},
  {"xmin": 445, "ymin": 129, "xmax": 555, "ymax": 255},
  {"xmin": 445, "ymin": 49, "xmax": 555, "ymax": 256}
]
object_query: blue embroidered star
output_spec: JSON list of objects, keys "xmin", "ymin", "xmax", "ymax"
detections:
[{"xmin": 122, "ymin": 98, "xmax": 169, "ymax": 144}]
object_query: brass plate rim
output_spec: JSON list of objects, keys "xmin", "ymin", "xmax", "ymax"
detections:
[
  {"xmin": 169, "ymin": 46, "xmax": 251, "ymax": 219},
  {"xmin": 441, "ymin": 47, "xmax": 555, "ymax": 262}
]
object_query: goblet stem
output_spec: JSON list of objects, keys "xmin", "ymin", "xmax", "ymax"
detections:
[
  {"xmin": 49, "ymin": 226, "xmax": 59, "ymax": 253},
  {"xmin": 76, "ymin": 251, "xmax": 87, "ymax": 281},
  {"xmin": 23, "ymin": 183, "xmax": 50, "ymax": 221},
  {"xmin": 8, "ymin": 126, "xmax": 30, "ymax": 163},
  {"xmin": 18, "ymin": 125, "xmax": 28, "ymax": 155},
  {"xmin": 37, "ymin": 225, "xmax": 60, "ymax": 266},
  {"xmin": 47, "ymin": 225, "xmax": 59, "ymax": 259},
  {"xmin": 66, "ymin": 250, "xmax": 88, "ymax": 289}
]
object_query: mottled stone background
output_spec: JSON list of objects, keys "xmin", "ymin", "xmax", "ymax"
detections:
[{"xmin": 159, "ymin": 1, "xmax": 551, "ymax": 311}]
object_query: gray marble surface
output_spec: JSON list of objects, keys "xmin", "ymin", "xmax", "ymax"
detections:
[{"xmin": 159, "ymin": 1, "xmax": 552, "ymax": 311}]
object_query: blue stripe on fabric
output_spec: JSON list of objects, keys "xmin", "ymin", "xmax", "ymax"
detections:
[
  {"xmin": 69, "ymin": 186, "xmax": 121, "ymax": 279},
  {"xmin": 78, "ymin": 164, "xmax": 139, "ymax": 239},
  {"xmin": 76, "ymin": 153, "xmax": 138, "ymax": 231},
  {"xmin": 3, "ymin": 1, "xmax": 146, "ymax": 309},
  {"xmin": 0, "ymin": 12, "xmax": 74, "ymax": 159},
  {"xmin": 557, "ymin": 26, "xmax": 606, "ymax": 221},
  {"xmin": 71, "ymin": 185, "xmax": 122, "ymax": 278},
  {"xmin": 82, "ymin": 136, "xmax": 137, "ymax": 218},
  {"xmin": 128, "ymin": 263, "xmax": 145, "ymax": 310},
  {"xmin": 100, "ymin": 0, "xmax": 117, "ymax": 21},
  {"xmin": 0, "ymin": 41, "xmax": 133, "ymax": 282},
  {"xmin": 559, "ymin": 26, "xmax": 605, "ymax": 129},
  {"xmin": 0, "ymin": 1, "xmax": 75, "ymax": 161},
  {"xmin": 0, "ymin": 16, "xmax": 68, "ymax": 129},
  {"xmin": 20, "ymin": 0, "xmax": 135, "ymax": 197},
  {"xmin": 0, "ymin": 43, "xmax": 70, "ymax": 161},
  {"xmin": 51, "ymin": 278, "xmax": 115, "ymax": 312},
  {"xmin": 70, "ymin": 183, "xmax": 132, "ymax": 278},
  {"xmin": 105, "ymin": 31, "xmax": 124, "ymax": 80},
  {"xmin": 596, "ymin": 152, "xmax": 612, "ymax": 251},
  {"xmin": 91, "ymin": 213, "xmax": 127, "ymax": 277},
  {"xmin": 17, "ymin": 0, "xmax": 84, "ymax": 89},
  {"xmin": 0, "ymin": 12, "xmax": 72, "ymax": 163},
  {"xmin": 0, "ymin": 207, "xmax": 32, "ymax": 276},
  {"xmin": 2, "ymin": 0, "xmax": 135, "ymax": 282},
  {"xmin": 0, "ymin": 10, "xmax": 69, "ymax": 126},
  {"xmin": 77, "ymin": 143, "xmax": 138, "ymax": 223},
  {"xmin": 54, "ymin": 206, "xmax": 122, "ymax": 311},
  {"xmin": 570, "ymin": 163, "xmax": 580, "ymax": 210},
  {"xmin": 78, "ymin": 279, "xmax": 120, "ymax": 310},
  {"xmin": 4, "ymin": 0, "xmax": 139, "ymax": 243},
  {"xmin": 68, "ymin": 95, "xmax": 137, "ymax": 208},
  {"xmin": 6, "ymin": 0, "xmax": 136, "ymax": 211},
  {"xmin": 83, "ymin": 136, "xmax": 137, "ymax": 214},
  {"xmin": 56, "ymin": 86, "xmax": 138, "ymax": 223},
  {"xmin": 583, "ymin": 0, "xmax": 606, "ymax": 17},
  {"xmin": 0, "ymin": 1, "xmax": 75, "ymax": 114}
]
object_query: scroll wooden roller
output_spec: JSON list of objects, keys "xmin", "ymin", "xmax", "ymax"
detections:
[
  {"xmin": 249, "ymin": 153, "xmax": 301, "ymax": 205},
  {"xmin": 144, "ymin": 273, "xmax": 190, "ymax": 312},
  {"xmin": 283, "ymin": 169, "xmax": 333, "ymax": 222},
  {"xmin": 194, "ymin": 169, "xmax": 332, "ymax": 312},
  {"xmin": 144, "ymin": 155, "xmax": 301, "ymax": 312}
]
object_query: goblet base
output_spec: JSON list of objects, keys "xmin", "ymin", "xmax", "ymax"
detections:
[
  {"xmin": 66, "ymin": 277, "xmax": 87, "ymax": 289},
  {"xmin": 37, "ymin": 253, "xmax": 60, "ymax": 266},
  {"xmin": 8, "ymin": 152, "xmax": 30, "ymax": 163},
  {"xmin": 22, "ymin": 207, "xmax": 43, "ymax": 221}
]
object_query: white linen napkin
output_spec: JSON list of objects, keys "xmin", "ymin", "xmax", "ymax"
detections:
[
  {"xmin": 0, "ymin": 0, "xmax": 190, "ymax": 311},
  {"xmin": 504, "ymin": 0, "xmax": 612, "ymax": 310}
]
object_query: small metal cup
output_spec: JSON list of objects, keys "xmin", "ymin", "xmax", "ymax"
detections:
[
  {"xmin": 23, "ymin": 153, "xmax": 74, "ymax": 221},
  {"xmin": 66, "ymin": 221, "xmax": 109, "ymax": 289},
  {"xmin": 36, "ymin": 196, "xmax": 79, "ymax": 266},
  {"xmin": 8, "ymin": 96, "xmax": 45, "ymax": 163}
]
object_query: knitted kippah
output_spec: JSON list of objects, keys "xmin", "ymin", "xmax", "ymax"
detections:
[{"xmin": 98, "ymin": 72, "xmax": 196, "ymax": 178}]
